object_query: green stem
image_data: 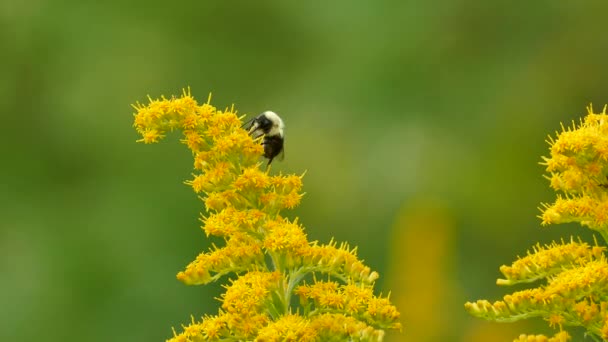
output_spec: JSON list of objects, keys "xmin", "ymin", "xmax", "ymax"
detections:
[
  {"xmin": 267, "ymin": 251, "xmax": 290, "ymax": 315},
  {"xmin": 284, "ymin": 268, "xmax": 308, "ymax": 312},
  {"xmin": 598, "ymin": 229, "xmax": 608, "ymax": 246},
  {"xmin": 586, "ymin": 332, "xmax": 601, "ymax": 342}
]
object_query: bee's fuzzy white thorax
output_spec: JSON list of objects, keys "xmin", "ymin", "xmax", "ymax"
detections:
[{"xmin": 262, "ymin": 111, "xmax": 285, "ymax": 138}]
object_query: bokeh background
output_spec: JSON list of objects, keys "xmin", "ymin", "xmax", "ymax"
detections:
[{"xmin": 2, "ymin": 1, "xmax": 608, "ymax": 341}]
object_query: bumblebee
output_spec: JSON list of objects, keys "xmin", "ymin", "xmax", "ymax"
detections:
[{"xmin": 244, "ymin": 111, "xmax": 285, "ymax": 166}]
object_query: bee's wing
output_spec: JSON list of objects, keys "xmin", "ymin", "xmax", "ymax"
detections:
[{"xmin": 278, "ymin": 146, "xmax": 285, "ymax": 162}]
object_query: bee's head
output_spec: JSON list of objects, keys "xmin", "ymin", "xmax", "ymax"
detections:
[{"xmin": 246, "ymin": 111, "xmax": 284, "ymax": 139}]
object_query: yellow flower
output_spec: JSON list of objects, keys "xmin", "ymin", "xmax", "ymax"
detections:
[
  {"xmin": 176, "ymin": 233, "xmax": 264, "ymax": 285},
  {"xmin": 221, "ymin": 271, "xmax": 281, "ymax": 317},
  {"xmin": 263, "ymin": 218, "xmax": 309, "ymax": 253},
  {"xmin": 497, "ymin": 238, "xmax": 605, "ymax": 285},
  {"xmin": 465, "ymin": 105, "xmax": 608, "ymax": 340},
  {"xmin": 296, "ymin": 281, "xmax": 400, "ymax": 330},
  {"xmin": 513, "ymin": 331, "xmax": 571, "ymax": 342},
  {"xmin": 132, "ymin": 89, "xmax": 400, "ymax": 341},
  {"xmin": 540, "ymin": 104, "xmax": 608, "ymax": 240},
  {"xmin": 255, "ymin": 314, "xmax": 317, "ymax": 342}
]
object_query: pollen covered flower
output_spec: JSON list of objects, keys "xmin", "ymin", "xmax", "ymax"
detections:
[
  {"xmin": 308, "ymin": 313, "xmax": 386, "ymax": 342},
  {"xmin": 301, "ymin": 240, "xmax": 380, "ymax": 284},
  {"xmin": 255, "ymin": 314, "xmax": 317, "ymax": 342},
  {"xmin": 465, "ymin": 107, "xmax": 608, "ymax": 341},
  {"xmin": 464, "ymin": 245, "xmax": 608, "ymax": 334},
  {"xmin": 465, "ymin": 105, "xmax": 608, "ymax": 341},
  {"xmin": 497, "ymin": 238, "xmax": 605, "ymax": 285},
  {"xmin": 513, "ymin": 331, "xmax": 571, "ymax": 342},
  {"xmin": 176, "ymin": 233, "xmax": 265, "ymax": 285},
  {"xmin": 295, "ymin": 281, "xmax": 401, "ymax": 330},
  {"xmin": 133, "ymin": 89, "xmax": 400, "ymax": 341},
  {"xmin": 540, "ymin": 105, "xmax": 608, "ymax": 240}
]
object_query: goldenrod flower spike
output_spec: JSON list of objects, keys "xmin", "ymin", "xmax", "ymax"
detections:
[
  {"xmin": 513, "ymin": 331, "xmax": 571, "ymax": 342},
  {"xmin": 132, "ymin": 89, "xmax": 400, "ymax": 341},
  {"xmin": 497, "ymin": 238, "xmax": 605, "ymax": 285},
  {"xmin": 540, "ymin": 104, "xmax": 608, "ymax": 243},
  {"xmin": 465, "ymin": 105, "xmax": 608, "ymax": 341}
]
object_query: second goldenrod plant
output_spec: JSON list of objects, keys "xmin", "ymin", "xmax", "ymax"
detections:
[
  {"xmin": 465, "ymin": 105, "xmax": 608, "ymax": 341},
  {"xmin": 133, "ymin": 89, "xmax": 401, "ymax": 342}
]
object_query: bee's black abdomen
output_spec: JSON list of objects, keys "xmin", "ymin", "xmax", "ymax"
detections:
[{"xmin": 263, "ymin": 135, "xmax": 284, "ymax": 164}]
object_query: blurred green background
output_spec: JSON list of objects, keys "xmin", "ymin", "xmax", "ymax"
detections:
[{"xmin": 2, "ymin": 1, "xmax": 608, "ymax": 341}]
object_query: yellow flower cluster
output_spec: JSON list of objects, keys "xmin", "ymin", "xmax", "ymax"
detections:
[
  {"xmin": 466, "ymin": 256, "xmax": 608, "ymax": 332},
  {"xmin": 497, "ymin": 238, "xmax": 605, "ymax": 285},
  {"xmin": 295, "ymin": 281, "xmax": 400, "ymax": 330},
  {"xmin": 465, "ymin": 105, "xmax": 608, "ymax": 341},
  {"xmin": 513, "ymin": 331, "xmax": 571, "ymax": 342},
  {"xmin": 133, "ymin": 89, "xmax": 400, "ymax": 341},
  {"xmin": 540, "ymin": 105, "xmax": 608, "ymax": 241}
]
